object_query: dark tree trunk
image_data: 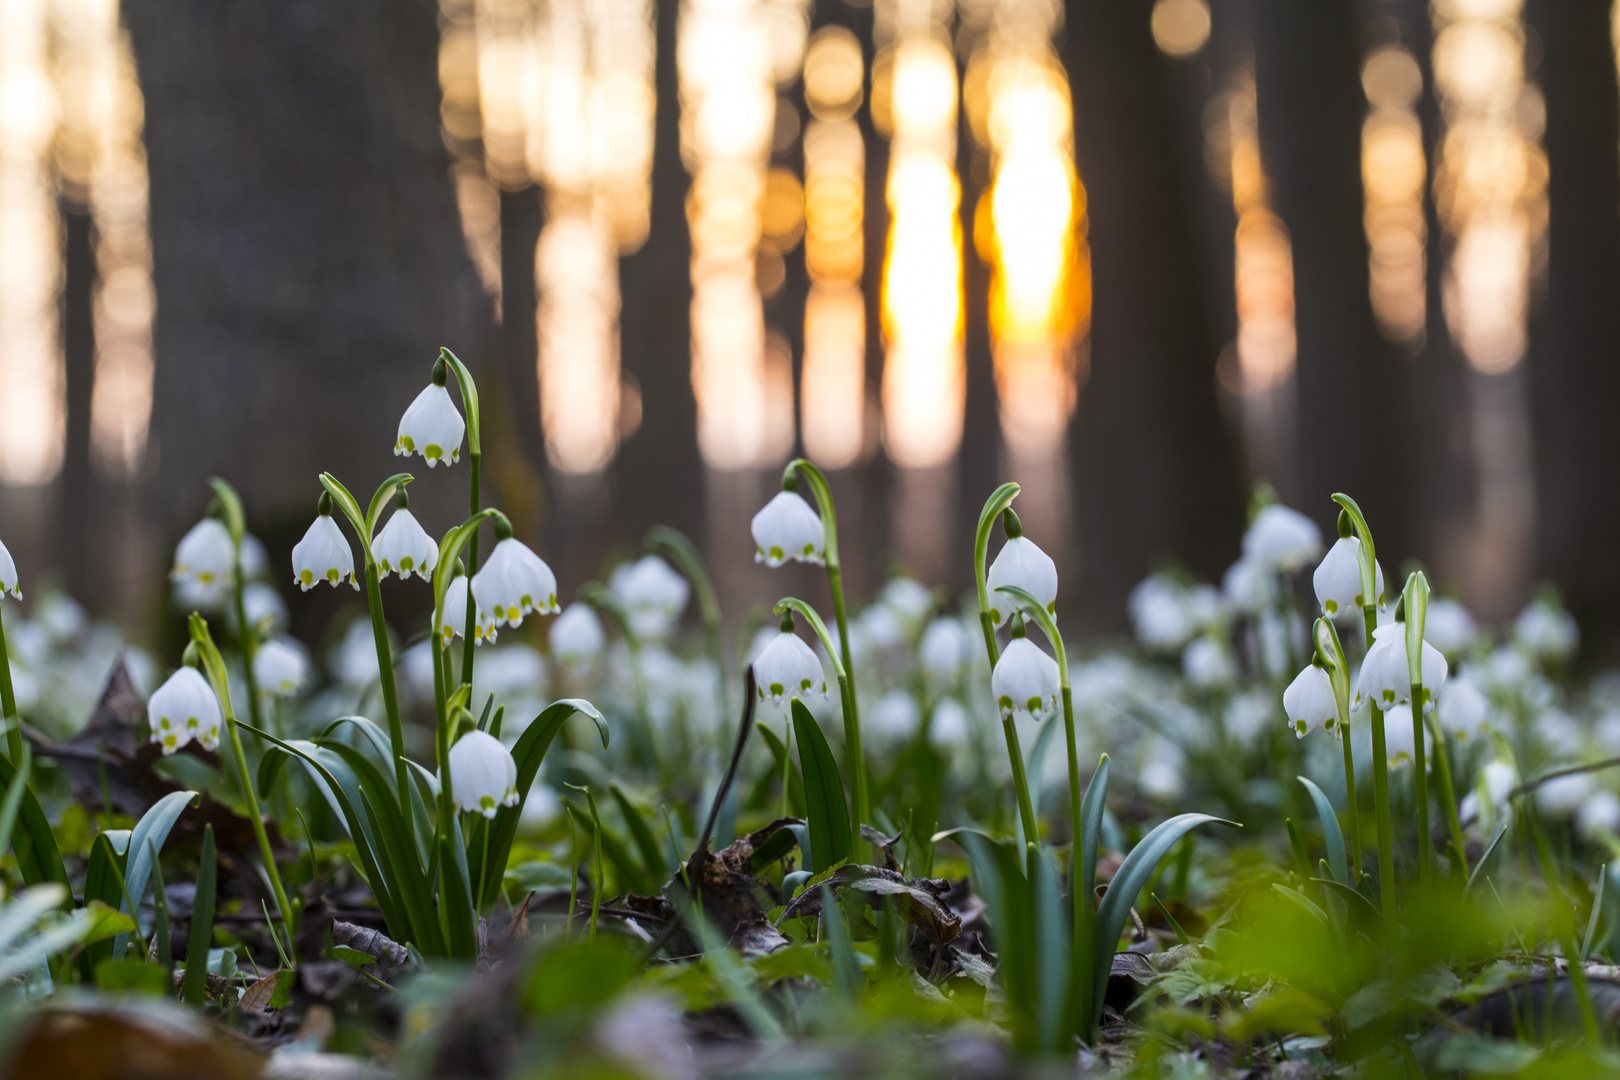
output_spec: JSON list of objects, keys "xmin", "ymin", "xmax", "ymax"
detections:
[
  {"xmin": 1526, "ymin": 0, "xmax": 1620, "ymax": 660},
  {"xmin": 57, "ymin": 204, "xmax": 97, "ymax": 602},
  {"xmin": 1253, "ymin": 0, "xmax": 1407, "ymax": 553},
  {"xmin": 1063, "ymin": 0, "xmax": 1246, "ymax": 632},
  {"xmin": 125, "ymin": 0, "xmax": 491, "ymax": 542}
]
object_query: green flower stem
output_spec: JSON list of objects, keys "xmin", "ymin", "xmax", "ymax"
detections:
[
  {"xmin": 774, "ymin": 597, "xmax": 864, "ymax": 853},
  {"xmin": 1340, "ymin": 728, "xmax": 1363, "ymax": 881},
  {"xmin": 188, "ymin": 615, "xmax": 296, "ymax": 942},
  {"xmin": 971, "ymin": 484, "xmax": 1039, "ymax": 850},
  {"xmin": 1410, "ymin": 683, "xmax": 1432, "ymax": 891},
  {"xmin": 784, "ymin": 460, "xmax": 868, "ymax": 835},
  {"xmin": 431, "ymin": 639, "xmax": 454, "ymax": 828},
  {"xmin": 0, "ymin": 600, "xmax": 20, "ymax": 763},
  {"xmin": 1425, "ymin": 712, "xmax": 1468, "ymax": 879},
  {"xmin": 441, "ymin": 348, "xmax": 484, "ymax": 696},
  {"xmin": 364, "ymin": 560, "xmax": 412, "ymax": 840},
  {"xmin": 430, "ymin": 508, "xmax": 497, "ymax": 834},
  {"xmin": 1368, "ymin": 704, "xmax": 1396, "ymax": 919}
]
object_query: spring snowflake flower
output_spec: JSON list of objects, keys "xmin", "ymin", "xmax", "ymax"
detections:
[
  {"xmin": 929, "ymin": 698, "xmax": 972, "ymax": 751},
  {"xmin": 609, "ymin": 556, "xmax": 688, "ymax": 640},
  {"xmin": 241, "ymin": 583, "xmax": 288, "ymax": 633},
  {"xmin": 1513, "ymin": 597, "xmax": 1578, "ymax": 663},
  {"xmin": 471, "ymin": 531, "xmax": 559, "ymax": 631},
  {"xmin": 171, "ymin": 519, "xmax": 235, "ymax": 589},
  {"xmin": 1577, "ymin": 792, "xmax": 1620, "ymax": 841},
  {"xmin": 1182, "ymin": 635, "xmax": 1234, "ymax": 689},
  {"xmin": 1128, "ymin": 574, "xmax": 1203, "ymax": 652},
  {"xmin": 373, "ymin": 507, "xmax": 438, "ymax": 582},
  {"xmin": 395, "ymin": 362, "xmax": 465, "ymax": 467},
  {"xmin": 253, "ymin": 638, "xmax": 309, "ymax": 699},
  {"xmin": 919, "ymin": 617, "xmax": 970, "ymax": 681},
  {"xmin": 1536, "ymin": 772, "xmax": 1592, "ymax": 819},
  {"xmin": 879, "ymin": 577, "xmax": 933, "ymax": 626},
  {"xmin": 447, "ymin": 730, "xmax": 519, "ymax": 817},
  {"xmin": 1380, "ymin": 704, "xmax": 1425, "ymax": 766},
  {"xmin": 751, "ymin": 489, "xmax": 825, "ymax": 567},
  {"xmin": 991, "ymin": 618, "xmax": 1060, "ymax": 719},
  {"xmin": 1313, "ymin": 536, "xmax": 1385, "ymax": 617},
  {"xmin": 147, "ymin": 667, "xmax": 222, "ymax": 755},
  {"xmin": 1283, "ymin": 663, "xmax": 1339, "ymax": 739},
  {"xmin": 1436, "ymin": 670, "xmax": 1490, "ymax": 737},
  {"xmin": 1353, "ymin": 623, "xmax": 1448, "ymax": 713},
  {"xmin": 1222, "ymin": 556, "xmax": 1275, "ymax": 615},
  {"xmin": 1423, "ymin": 598, "xmax": 1477, "ymax": 656},
  {"xmin": 751, "ymin": 618, "xmax": 828, "ymax": 706},
  {"xmin": 292, "ymin": 498, "xmax": 357, "ymax": 592},
  {"xmin": 441, "ymin": 574, "xmax": 496, "ymax": 647},
  {"xmin": 987, "ymin": 536, "xmax": 1058, "ymax": 627},
  {"xmin": 1242, "ymin": 504, "xmax": 1323, "ymax": 573},
  {"xmin": 550, "ymin": 603, "xmax": 605, "ymax": 665}
]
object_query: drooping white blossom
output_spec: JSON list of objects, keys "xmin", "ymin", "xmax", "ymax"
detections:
[
  {"xmin": 373, "ymin": 508, "xmax": 439, "ymax": 582},
  {"xmin": 919, "ymin": 617, "xmax": 970, "ymax": 681},
  {"xmin": 550, "ymin": 603, "xmax": 605, "ymax": 665},
  {"xmin": 1182, "ymin": 635, "xmax": 1234, "ymax": 689},
  {"xmin": 472, "ymin": 537, "xmax": 559, "ymax": 631},
  {"xmin": 395, "ymin": 381, "xmax": 465, "ymax": 467},
  {"xmin": 1, "ymin": 540, "xmax": 22, "ymax": 600},
  {"xmin": 447, "ymin": 730, "xmax": 519, "ymax": 817},
  {"xmin": 1513, "ymin": 597, "xmax": 1579, "ymax": 663},
  {"xmin": 253, "ymin": 638, "xmax": 310, "ymax": 699},
  {"xmin": 1282, "ymin": 663, "xmax": 1338, "ymax": 739},
  {"xmin": 441, "ymin": 574, "xmax": 496, "ymax": 647},
  {"xmin": 1423, "ymin": 598, "xmax": 1477, "ymax": 656},
  {"xmin": 171, "ymin": 519, "xmax": 235, "ymax": 590},
  {"xmin": 992, "ymin": 634, "xmax": 1060, "ymax": 719},
  {"xmin": 1354, "ymin": 623, "xmax": 1448, "ymax": 713},
  {"xmin": 1242, "ymin": 504, "xmax": 1323, "ymax": 573},
  {"xmin": 291, "ymin": 512, "xmax": 357, "ymax": 592},
  {"xmin": 751, "ymin": 490, "xmax": 825, "ymax": 567},
  {"xmin": 609, "ymin": 556, "xmax": 688, "ymax": 640},
  {"xmin": 147, "ymin": 667, "xmax": 223, "ymax": 755},
  {"xmin": 752, "ymin": 627, "xmax": 828, "ymax": 706},
  {"xmin": 1313, "ymin": 536, "xmax": 1385, "ymax": 617},
  {"xmin": 987, "ymin": 536, "xmax": 1059, "ymax": 627}
]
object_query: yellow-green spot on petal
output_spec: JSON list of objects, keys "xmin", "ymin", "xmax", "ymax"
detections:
[
  {"xmin": 163, "ymin": 735, "xmax": 176, "ymax": 749},
  {"xmin": 186, "ymin": 717, "xmax": 198, "ymax": 729},
  {"xmin": 520, "ymin": 594, "xmax": 533, "ymax": 608},
  {"xmin": 1296, "ymin": 719, "xmax": 1307, "ymax": 735},
  {"xmin": 1324, "ymin": 600, "xmax": 1338, "ymax": 614},
  {"xmin": 1026, "ymin": 696, "xmax": 1042, "ymax": 713},
  {"xmin": 802, "ymin": 543, "xmax": 814, "ymax": 556},
  {"xmin": 769, "ymin": 546, "xmax": 784, "ymax": 560},
  {"xmin": 159, "ymin": 717, "xmax": 170, "ymax": 730},
  {"xmin": 770, "ymin": 682, "xmax": 785, "ymax": 697},
  {"xmin": 326, "ymin": 568, "xmax": 339, "ymax": 583},
  {"xmin": 400, "ymin": 556, "xmax": 413, "ymax": 571},
  {"xmin": 479, "ymin": 795, "xmax": 495, "ymax": 811},
  {"xmin": 998, "ymin": 695, "xmax": 1014, "ymax": 711},
  {"xmin": 401, "ymin": 436, "xmax": 416, "ymax": 452},
  {"xmin": 425, "ymin": 444, "xmax": 442, "ymax": 462},
  {"xmin": 300, "ymin": 570, "xmax": 314, "ymax": 586}
]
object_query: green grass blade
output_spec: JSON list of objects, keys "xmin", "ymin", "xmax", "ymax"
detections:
[
  {"xmin": 181, "ymin": 825, "xmax": 216, "ymax": 1006},
  {"xmin": 118, "ymin": 790, "xmax": 199, "ymax": 950},
  {"xmin": 1297, "ymin": 776, "xmax": 1348, "ymax": 886},
  {"xmin": 754, "ymin": 724, "xmax": 805, "ymax": 816},
  {"xmin": 0, "ymin": 752, "xmax": 69, "ymax": 900},
  {"xmin": 611, "ymin": 784, "xmax": 672, "ymax": 881},
  {"xmin": 1464, "ymin": 822, "xmax": 1510, "ymax": 899},
  {"xmin": 1031, "ymin": 845, "xmax": 1070, "ymax": 1051},
  {"xmin": 790, "ymin": 699, "xmax": 851, "ymax": 873}
]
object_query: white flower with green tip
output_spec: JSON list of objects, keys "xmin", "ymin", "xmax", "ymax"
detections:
[
  {"xmin": 441, "ymin": 573, "xmax": 496, "ymax": 647},
  {"xmin": 752, "ymin": 618, "xmax": 828, "ymax": 705},
  {"xmin": 291, "ymin": 498, "xmax": 357, "ymax": 592},
  {"xmin": 1313, "ymin": 536, "xmax": 1385, "ymax": 616},
  {"xmin": 1282, "ymin": 662, "xmax": 1338, "ymax": 739},
  {"xmin": 991, "ymin": 617, "xmax": 1060, "ymax": 719},
  {"xmin": 609, "ymin": 556, "xmax": 688, "ymax": 640},
  {"xmin": 1242, "ymin": 503, "xmax": 1322, "ymax": 573},
  {"xmin": 253, "ymin": 638, "xmax": 309, "ymax": 699},
  {"xmin": 147, "ymin": 667, "xmax": 222, "ymax": 756},
  {"xmin": 471, "ymin": 532, "xmax": 559, "ymax": 631},
  {"xmin": 373, "ymin": 507, "xmax": 438, "ymax": 582},
  {"xmin": 550, "ymin": 603, "xmax": 604, "ymax": 664},
  {"xmin": 447, "ymin": 730, "xmax": 519, "ymax": 817},
  {"xmin": 395, "ymin": 365, "xmax": 465, "ymax": 467},
  {"xmin": 986, "ymin": 535, "xmax": 1058, "ymax": 627},
  {"xmin": 171, "ymin": 519, "xmax": 235, "ymax": 589},
  {"xmin": 0, "ymin": 539, "xmax": 20, "ymax": 601},
  {"xmin": 1353, "ymin": 623, "xmax": 1447, "ymax": 713},
  {"xmin": 750, "ymin": 490, "xmax": 825, "ymax": 567}
]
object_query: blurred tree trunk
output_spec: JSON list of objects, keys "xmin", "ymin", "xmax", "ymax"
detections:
[
  {"xmin": 1063, "ymin": 0, "xmax": 1246, "ymax": 632},
  {"xmin": 1253, "ymin": 0, "xmax": 1408, "ymax": 554},
  {"xmin": 1526, "ymin": 0, "xmax": 1620, "ymax": 660},
  {"xmin": 125, "ymin": 0, "xmax": 491, "ymax": 539}
]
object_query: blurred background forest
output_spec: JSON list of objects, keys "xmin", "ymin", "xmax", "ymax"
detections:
[{"xmin": 2, "ymin": 0, "xmax": 1618, "ymax": 662}]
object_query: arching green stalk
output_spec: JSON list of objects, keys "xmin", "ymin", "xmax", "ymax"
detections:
[
  {"xmin": 0, "ymin": 594, "xmax": 20, "ymax": 764},
  {"xmin": 1403, "ymin": 571, "xmax": 1432, "ymax": 890},
  {"xmin": 208, "ymin": 479, "xmax": 269, "ymax": 752},
  {"xmin": 781, "ymin": 459, "xmax": 868, "ymax": 833},
  {"xmin": 440, "ymin": 348, "xmax": 484, "ymax": 695},
  {"xmin": 1314, "ymin": 617, "xmax": 1361, "ymax": 881},
  {"xmin": 774, "ymin": 596, "xmax": 863, "ymax": 852},
  {"xmin": 432, "ymin": 509, "xmax": 499, "ymax": 829}
]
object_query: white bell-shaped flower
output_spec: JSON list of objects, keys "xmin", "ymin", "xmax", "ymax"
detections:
[
  {"xmin": 253, "ymin": 638, "xmax": 309, "ymax": 699},
  {"xmin": 441, "ymin": 574, "xmax": 496, "ymax": 647},
  {"xmin": 471, "ymin": 533, "xmax": 559, "ymax": 630},
  {"xmin": 373, "ymin": 507, "xmax": 438, "ymax": 582},
  {"xmin": 1222, "ymin": 556, "xmax": 1275, "ymax": 615},
  {"xmin": 1313, "ymin": 536, "xmax": 1386, "ymax": 616},
  {"xmin": 879, "ymin": 577, "xmax": 933, "ymax": 626},
  {"xmin": 919, "ymin": 617, "xmax": 970, "ymax": 681},
  {"xmin": 147, "ymin": 667, "xmax": 223, "ymax": 756},
  {"xmin": 1381, "ymin": 703, "xmax": 1424, "ymax": 766},
  {"xmin": 447, "ymin": 730, "xmax": 519, "ymax": 817},
  {"xmin": 1513, "ymin": 597, "xmax": 1579, "ymax": 663},
  {"xmin": 1423, "ymin": 598, "xmax": 1477, "ymax": 656},
  {"xmin": 549, "ymin": 603, "xmax": 604, "ymax": 665},
  {"xmin": 1242, "ymin": 504, "xmax": 1323, "ymax": 573},
  {"xmin": 239, "ymin": 534, "xmax": 270, "ymax": 581},
  {"xmin": 1182, "ymin": 635, "xmax": 1234, "ymax": 689},
  {"xmin": 1282, "ymin": 663, "xmax": 1338, "ymax": 739},
  {"xmin": 291, "ymin": 500, "xmax": 357, "ymax": 592},
  {"xmin": 609, "ymin": 556, "xmax": 688, "ymax": 640},
  {"xmin": 0, "ymin": 538, "xmax": 17, "ymax": 600},
  {"xmin": 1436, "ymin": 671, "xmax": 1490, "ymax": 737},
  {"xmin": 1577, "ymin": 792, "xmax": 1620, "ymax": 841},
  {"xmin": 1353, "ymin": 623, "xmax": 1448, "ymax": 713},
  {"xmin": 395, "ymin": 366, "xmax": 465, "ymax": 467},
  {"xmin": 241, "ymin": 583, "xmax": 288, "ymax": 633},
  {"xmin": 171, "ymin": 519, "xmax": 235, "ymax": 589},
  {"xmin": 752, "ymin": 618, "xmax": 828, "ymax": 705},
  {"xmin": 991, "ymin": 619, "xmax": 1060, "ymax": 719},
  {"xmin": 987, "ymin": 536, "xmax": 1059, "ymax": 627},
  {"xmin": 751, "ymin": 490, "xmax": 825, "ymax": 567}
]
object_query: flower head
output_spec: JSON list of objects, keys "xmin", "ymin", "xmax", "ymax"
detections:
[
  {"xmin": 1436, "ymin": 670, "xmax": 1490, "ymax": 737},
  {"xmin": 171, "ymin": 519, "xmax": 235, "ymax": 589},
  {"xmin": 1182, "ymin": 635, "xmax": 1234, "ymax": 689},
  {"xmin": 1283, "ymin": 663, "xmax": 1338, "ymax": 739},
  {"xmin": 447, "ymin": 730, "xmax": 519, "ymax": 817},
  {"xmin": 0, "ymin": 540, "xmax": 20, "ymax": 601},
  {"xmin": 752, "ymin": 615, "xmax": 828, "ymax": 706},
  {"xmin": 471, "ymin": 529, "xmax": 559, "ymax": 631},
  {"xmin": 986, "ymin": 514, "xmax": 1058, "ymax": 626},
  {"xmin": 751, "ymin": 489, "xmax": 825, "ymax": 567},
  {"xmin": 147, "ymin": 666, "xmax": 222, "ymax": 755},
  {"xmin": 919, "ymin": 617, "xmax": 970, "ymax": 681},
  {"xmin": 395, "ymin": 361, "xmax": 465, "ymax": 467},
  {"xmin": 991, "ymin": 617, "xmax": 1060, "ymax": 719},
  {"xmin": 1353, "ymin": 623, "xmax": 1448, "ymax": 713},
  {"xmin": 441, "ymin": 573, "xmax": 496, "ymax": 647},
  {"xmin": 1424, "ymin": 598, "xmax": 1477, "ymax": 656},
  {"xmin": 1313, "ymin": 536, "xmax": 1385, "ymax": 616},
  {"xmin": 1513, "ymin": 595, "xmax": 1578, "ymax": 663},
  {"xmin": 373, "ymin": 500, "xmax": 438, "ymax": 582},
  {"xmin": 253, "ymin": 638, "xmax": 309, "ymax": 699},
  {"xmin": 242, "ymin": 583, "xmax": 288, "ymax": 633},
  {"xmin": 609, "ymin": 556, "xmax": 688, "ymax": 640},
  {"xmin": 291, "ymin": 495, "xmax": 357, "ymax": 592},
  {"xmin": 1242, "ymin": 504, "xmax": 1323, "ymax": 573},
  {"xmin": 550, "ymin": 603, "xmax": 605, "ymax": 665}
]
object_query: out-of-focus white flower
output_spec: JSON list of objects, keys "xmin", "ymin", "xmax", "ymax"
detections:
[
  {"xmin": 8, "ymin": 665, "xmax": 36, "ymax": 712},
  {"xmin": 751, "ymin": 490, "xmax": 825, "ymax": 567},
  {"xmin": 550, "ymin": 603, "xmax": 604, "ymax": 665},
  {"xmin": 1242, "ymin": 504, "xmax": 1322, "ymax": 573},
  {"xmin": 1071, "ymin": 654, "xmax": 1142, "ymax": 713},
  {"xmin": 171, "ymin": 519, "xmax": 235, "ymax": 589},
  {"xmin": 1437, "ymin": 671, "xmax": 1490, "ymax": 737},
  {"xmin": 1255, "ymin": 609, "xmax": 1296, "ymax": 681},
  {"xmin": 1182, "ymin": 635, "xmax": 1233, "ymax": 689},
  {"xmin": 929, "ymin": 697, "xmax": 971, "ymax": 750},
  {"xmin": 1577, "ymin": 791, "xmax": 1620, "ymax": 840},
  {"xmin": 987, "ymin": 537, "xmax": 1058, "ymax": 627},
  {"xmin": 1222, "ymin": 556, "xmax": 1274, "ymax": 614},
  {"xmin": 441, "ymin": 574, "xmax": 496, "ymax": 647},
  {"xmin": 1380, "ymin": 703, "xmax": 1426, "ymax": 766},
  {"xmin": 992, "ymin": 629, "xmax": 1060, "ymax": 719},
  {"xmin": 1313, "ymin": 536, "xmax": 1385, "ymax": 617},
  {"xmin": 1540, "ymin": 709, "xmax": 1584, "ymax": 757},
  {"xmin": 447, "ymin": 730, "xmax": 518, "ymax": 817},
  {"xmin": 1513, "ymin": 597, "xmax": 1578, "ymax": 663},
  {"xmin": 1129, "ymin": 574, "xmax": 1197, "ymax": 653},
  {"xmin": 0, "ymin": 538, "xmax": 20, "ymax": 599},
  {"xmin": 1283, "ymin": 663, "xmax": 1338, "ymax": 739},
  {"xmin": 1536, "ymin": 772, "xmax": 1592, "ymax": 819},
  {"xmin": 520, "ymin": 780, "xmax": 563, "ymax": 829},
  {"xmin": 1225, "ymin": 689, "xmax": 1276, "ymax": 745},
  {"xmin": 239, "ymin": 534, "xmax": 270, "ymax": 581},
  {"xmin": 1138, "ymin": 738, "xmax": 1185, "ymax": 800},
  {"xmin": 752, "ymin": 625, "xmax": 828, "ymax": 706},
  {"xmin": 36, "ymin": 594, "xmax": 87, "ymax": 644},
  {"xmin": 919, "ymin": 617, "xmax": 970, "ymax": 681},
  {"xmin": 472, "ymin": 645, "xmax": 546, "ymax": 705},
  {"xmin": 292, "ymin": 509, "xmax": 357, "ymax": 592},
  {"xmin": 373, "ymin": 508, "xmax": 438, "ymax": 582},
  {"xmin": 173, "ymin": 575, "xmax": 230, "ymax": 615},
  {"xmin": 253, "ymin": 638, "xmax": 309, "ymax": 698},
  {"xmin": 1480, "ymin": 646, "xmax": 1531, "ymax": 693},
  {"xmin": 880, "ymin": 577, "xmax": 933, "ymax": 626},
  {"xmin": 147, "ymin": 667, "xmax": 222, "ymax": 755},
  {"xmin": 1596, "ymin": 711, "xmax": 1620, "ymax": 755},
  {"xmin": 399, "ymin": 640, "xmax": 438, "ymax": 700},
  {"xmin": 331, "ymin": 618, "xmax": 384, "ymax": 689},
  {"xmin": 858, "ymin": 605, "xmax": 907, "ymax": 657},
  {"xmin": 869, "ymin": 690, "xmax": 920, "ymax": 741},
  {"xmin": 472, "ymin": 537, "xmax": 559, "ymax": 631},
  {"xmin": 395, "ymin": 374, "xmax": 465, "ymax": 467},
  {"xmin": 1423, "ymin": 598, "xmax": 1477, "ymax": 656},
  {"xmin": 609, "ymin": 556, "xmax": 688, "ymax": 640},
  {"xmin": 242, "ymin": 583, "xmax": 288, "ymax": 633},
  {"xmin": 1480, "ymin": 760, "xmax": 1516, "ymax": 807},
  {"xmin": 1353, "ymin": 624, "xmax": 1447, "ymax": 713}
]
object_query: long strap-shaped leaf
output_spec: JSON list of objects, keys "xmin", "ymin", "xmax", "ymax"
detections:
[
  {"xmin": 117, "ymin": 790, "xmax": 199, "ymax": 950},
  {"xmin": 181, "ymin": 825, "xmax": 216, "ymax": 1005},
  {"xmin": 1297, "ymin": 776, "xmax": 1348, "ymax": 886},
  {"xmin": 791, "ymin": 699, "xmax": 850, "ymax": 874},
  {"xmin": 470, "ymin": 699, "xmax": 606, "ymax": 907},
  {"xmin": 0, "ymin": 754, "xmax": 69, "ymax": 901},
  {"xmin": 959, "ymin": 830, "xmax": 1039, "ymax": 1053},
  {"xmin": 1071, "ymin": 754, "xmax": 1110, "ymax": 1042},
  {"xmin": 1090, "ymin": 813, "xmax": 1235, "ymax": 1033}
]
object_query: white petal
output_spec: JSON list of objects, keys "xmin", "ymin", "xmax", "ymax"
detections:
[
  {"xmin": 291, "ymin": 515, "xmax": 356, "ymax": 591},
  {"xmin": 750, "ymin": 491, "xmax": 825, "ymax": 567},
  {"xmin": 172, "ymin": 519, "xmax": 236, "ymax": 587},
  {"xmin": 752, "ymin": 631, "xmax": 827, "ymax": 704},
  {"xmin": 1313, "ymin": 537, "xmax": 1385, "ymax": 617},
  {"xmin": 1283, "ymin": 664, "xmax": 1338, "ymax": 738},
  {"xmin": 395, "ymin": 383, "xmax": 466, "ymax": 467},
  {"xmin": 472, "ymin": 538, "xmax": 559, "ymax": 630},
  {"xmin": 447, "ymin": 730, "xmax": 518, "ymax": 817},
  {"xmin": 373, "ymin": 509, "xmax": 439, "ymax": 581},
  {"xmin": 991, "ymin": 637, "xmax": 1060, "ymax": 718},
  {"xmin": 0, "ymin": 539, "xmax": 16, "ymax": 599},
  {"xmin": 987, "ymin": 537, "xmax": 1059, "ymax": 626},
  {"xmin": 1242, "ymin": 504, "xmax": 1323, "ymax": 573},
  {"xmin": 550, "ymin": 603, "xmax": 605, "ymax": 663},
  {"xmin": 147, "ymin": 667, "xmax": 222, "ymax": 756}
]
